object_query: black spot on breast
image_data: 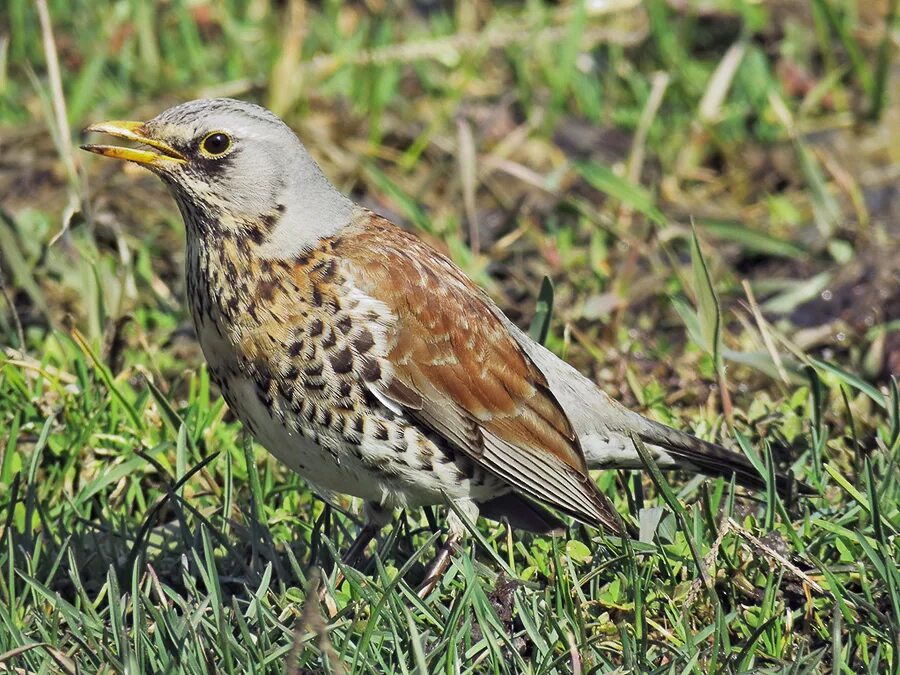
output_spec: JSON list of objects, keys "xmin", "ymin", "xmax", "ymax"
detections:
[
  {"xmin": 330, "ymin": 347, "xmax": 353, "ymax": 374},
  {"xmin": 288, "ymin": 340, "xmax": 304, "ymax": 357},
  {"xmin": 338, "ymin": 381, "xmax": 352, "ymax": 398},
  {"xmin": 311, "ymin": 285, "xmax": 323, "ymax": 307},
  {"xmin": 308, "ymin": 318, "xmax": 323, "ymax": 336},
  {"xmin": 321, "ymin": 329, "xmax": 337, "ymax": 349},
  {"xmin": 301, "ymin": 400, "xmax": 316, "ymax": 422},
  {"xmin": 257, "ymin": 278, "xmax": 277, "ymax": 301},
  {"xmin": 285, "ymin": 365, "xmax": 299, "ymax": 380},
  {"xmin": 313, "ymin": 258, "xmax": 337, "ymax": 281},
  {"xmin": 373, "ymin": 422, "xmax": 389, "ymax": 441},
  {"xmin": 260, "ymin": 212, "xmax": 277, "ymax": 230},
  {"xmin": 354, "ymin": 329, "xmax": 375, "ymax": 354},
  {"xmin": 256, "ymin": 379, "xmax": 273, "ymax": 407},
  {"xmin": 336, "ymin": 316, "xmax": 352, "ymax": 334},
  {"xmin": 360, "ymin": 358, "xmax": 381, "ymax": 382},
  {"xmin": 278, "ymin": 379, "xmax": 293, "ymax": 400},
  {"xmin": 248, "ymin": 226, "xmax": 266, "ymax": 245},
  {"xmin": 304, "ymin": 362, "xmax": 323, "ymax": 377}
]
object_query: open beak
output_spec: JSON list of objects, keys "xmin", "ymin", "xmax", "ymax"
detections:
[{"xmin": 81, "ymin": 120, "xmax": 187, "ymax": 167}]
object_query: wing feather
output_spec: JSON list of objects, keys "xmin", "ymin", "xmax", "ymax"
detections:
[{"xmin": 336, "ymin": 214, "xmax": 621, "ymax": 532}]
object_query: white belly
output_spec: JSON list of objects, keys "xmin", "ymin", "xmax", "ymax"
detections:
[{"xmin": 224, "ymin": 374, "xmax": 391, "ymax": 502}]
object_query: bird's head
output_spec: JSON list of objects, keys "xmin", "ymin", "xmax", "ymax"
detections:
[{"xmin": 82, "ymin": 98, "xmax": 353, "ymax": 254}]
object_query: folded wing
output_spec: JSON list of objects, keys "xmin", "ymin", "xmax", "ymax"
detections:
[{"xmin": 338, "ymin": 215, "xmax": 621, "ymax": 532}]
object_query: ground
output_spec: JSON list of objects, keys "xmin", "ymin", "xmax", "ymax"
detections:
[{"xmin": 0, "ymin": 1, "xmax": 898, "ymax": 673}]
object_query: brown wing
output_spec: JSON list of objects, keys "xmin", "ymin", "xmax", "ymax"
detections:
[{"xmin": 336, "ymin": 214, "xmax": 620, "ymax": 532}]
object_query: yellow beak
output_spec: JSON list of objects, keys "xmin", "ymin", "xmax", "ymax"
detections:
[{"xmin": 81, "ymin": 120, "xmax": 187, "ymax": 167}]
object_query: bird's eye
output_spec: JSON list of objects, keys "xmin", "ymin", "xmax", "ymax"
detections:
[{"xmin": 200, "ymin": 132, "xmax": 232, "ymax": 157}]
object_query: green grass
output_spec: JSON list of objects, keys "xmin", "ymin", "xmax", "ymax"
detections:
[{"xmin": 1, "ymin": 0, "xmax": 899, "ymax": 672}]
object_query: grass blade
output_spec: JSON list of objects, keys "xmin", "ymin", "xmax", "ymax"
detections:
[{"xmin": 528, "ymin": 276, "xmax": 554, "ymax": 346}]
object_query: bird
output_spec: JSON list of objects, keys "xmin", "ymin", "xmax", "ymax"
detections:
[{"xmin": 81, "ymin": 98, "xmax": 806, "ymax": 591}]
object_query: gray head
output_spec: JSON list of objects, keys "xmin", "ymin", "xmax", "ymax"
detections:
[{"xmin": 82, "ymin": 98, "xmax": 354, "ymax": 255}]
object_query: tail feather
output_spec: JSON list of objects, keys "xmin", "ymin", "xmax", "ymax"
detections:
[
  {"xmin": 504, "ymin": 324, "xmax": 812, "ymax": 499},
  {"xmin": 636, "ymin": 417, "xmax": 813, "ymax": 497}
]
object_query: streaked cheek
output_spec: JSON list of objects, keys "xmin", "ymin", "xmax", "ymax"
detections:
[{"xmin": 194, "ymin": 151, "xmax": 237, "ymax": 181}]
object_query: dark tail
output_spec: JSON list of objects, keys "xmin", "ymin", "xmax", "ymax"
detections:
[{"xmin": 638, "ymin": 418, "xmax": 814, "ymax": 498}]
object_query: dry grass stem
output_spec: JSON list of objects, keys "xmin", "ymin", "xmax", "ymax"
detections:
[{"xmin": 742, "ymin": 280, "xmax": 792, "ymax": 385}]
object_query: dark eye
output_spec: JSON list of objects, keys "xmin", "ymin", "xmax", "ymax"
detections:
[{"xmin": 201, "ymin": 132, "xmax": 231, "ymax": 156}]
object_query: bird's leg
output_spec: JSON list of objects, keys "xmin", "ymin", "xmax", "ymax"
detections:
[
  {"xmin": 340, "ymin": 523, "xmax": 379, "ymax": 568},
  {"xmin": 416, "ymin": 500, "xmax": 476, "ymax": 598},
  {"xmin": 416, "ymin": 532, "xmax": 460, "ymax": 598},
  {"xmin": 320, "ymin": 502, "xmax": 391, "ymax": 602}
]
